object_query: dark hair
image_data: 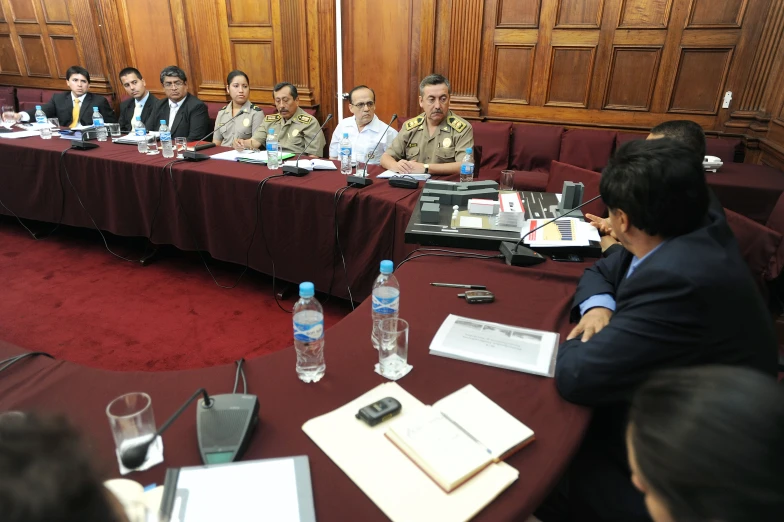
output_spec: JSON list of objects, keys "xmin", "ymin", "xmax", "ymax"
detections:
[
  {"xmin": 650, "ymin": 120, "xmax": 706, "ymax": 160},
  {"xmin": 600, "ymin": 139, "xmax": 708, "ymax": 238},
  {"xmin": 349, "ymin": 85, "xmax": 375, "ymax": 104},
  {"xmin": 0, "ymin": 414, "xmax": 124, "ymax": 522},
  {"xmin": 273, "ymin": 82, "xmax": 297, "ymax": 99},
  {"xmin": 629, "ymin": 365, "xmax": 784, "ymax": 522},
  {"xmin": 419, "ymin": 74, "xmax": 451, "ymax": 96},
  {"xmin": 226, "ymin": 69, "xmax": 249, "ymax": 86},
  {"xmin": 160, "ymin": 65, "xmax": 187, "ymax": 84},
  {"xmin": 66, "ymin": 65, "xmax": 90, "ymax": 83},
  {"xmin": 118, "ymin": 67, "xmax": 142, "ymax": 81}
]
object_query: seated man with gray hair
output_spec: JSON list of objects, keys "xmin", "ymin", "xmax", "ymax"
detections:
[{"xmin": 145, "ymin": 65, "xmax": 210, "ymax": 141}]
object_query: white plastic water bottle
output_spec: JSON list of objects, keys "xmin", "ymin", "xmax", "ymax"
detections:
[
  {"xmin": 371, "ymin": 260, "xmax": 400, "ymax": 350},
  {"xmin": 92, "ymin": 107, "xmax": 107, "ymax": 142},
  {"xmin": 35, "ymin": 105, "xmax": 51, "ymax": 139},
  {"xmin": 134, "ymin": 116, "xmax": 148, "ymax": 153},
  {"xmin": 266, "ymin": 128, "xmax": 279, "ymax": 170},
  {"xmin": 293, "ymin": 282, "xmax": 326, "ymax": 383},
  {"xmin": 34, "ymin": 105, "xmax": 46, "ymax": 124},
  {"xmin": 460, "ymin": 147, "xmax": 475, "ymax": 182},
  {"xmin": 159, "ymin": 120, "xmax": 174, "ymax": 158},
  {"xmin": 340, "ymin": 133, "xmax": 352, "ymax": 175}
]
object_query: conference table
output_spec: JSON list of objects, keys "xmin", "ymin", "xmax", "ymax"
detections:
[
  {"xmin": 0, "ymin": 255, "xmax": 591, "ymax": 521},
  {"xmin": 708, "ymin": 162, "xmax": 784, "ymax": 226}
]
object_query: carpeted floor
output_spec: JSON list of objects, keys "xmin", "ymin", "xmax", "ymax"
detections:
[{"xmin": 0, "ymin": 216, "xmax": 353, "ymax": 371}]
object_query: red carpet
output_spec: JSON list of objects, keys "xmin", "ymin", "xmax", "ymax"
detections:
[{"xmin": 0, "ymin": 217, "xmax": 353, "ymax": 371}]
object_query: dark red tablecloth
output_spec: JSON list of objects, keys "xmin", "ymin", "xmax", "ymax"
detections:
[
  {"xmin": 708, "ymin": 163, "xmax": 784, "ymax": 225},
  {"xmin": 0, "ymin": 255, "xmax": 590, "ymax": 521}
]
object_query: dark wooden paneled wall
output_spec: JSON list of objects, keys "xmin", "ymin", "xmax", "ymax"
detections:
[{"xmin": 0, "ymin": 0, "xmax": 782, "ymax": 166}]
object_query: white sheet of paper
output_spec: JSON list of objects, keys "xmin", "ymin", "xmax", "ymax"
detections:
[
  {"xmin": 377, "ymin": 170, "xmax": 431, "ymax": 180},
  {"xmin": 0, "ymin": 130, "xmax": 41, "ymax": 139},
  {"xmin": 459, "ymin": 216, "xmax": 484, "ymax": 228}
]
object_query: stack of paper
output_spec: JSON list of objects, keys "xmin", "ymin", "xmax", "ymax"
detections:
[
  {"xmin": 522, "ymin": 217, "xmax": 600, "ymax": 247},
  {"xmin": 112, "ymin": 132, "xmax": 160, "ymax": 144},
  {"xmin": 282, "ymin": 158, "xmax": 337, "ymax": 170},
  {"xmin": 377, "ymin": 170, "xmax": 431, "ymax": 180},
  {"xmin": 496, "ymin": 192, "xmax": 525, "ymax": 228}
]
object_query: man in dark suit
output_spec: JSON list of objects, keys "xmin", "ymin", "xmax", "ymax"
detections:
[
  {"xmin": 9, "ymin": 65, "xmax": 116, "ymax": 127},
  {"xmin": 118, "ymin": 67, "xmax": 157, "ymax": 133},
  {"xmin": 144, "ymin": 65, "xmax": 210, "ymax": 141},
  {"xmin": 546, "ymin": 139, "xmax": 777, "ymax": 522}
]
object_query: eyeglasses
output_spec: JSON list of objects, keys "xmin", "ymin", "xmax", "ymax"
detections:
[
  {"xmin": 163, "ymin": 81, "xmax": 184, "ymax": 88},
  {"xmin": 351, "ymin": 101, "xmax": 375, "ymax": 110}
]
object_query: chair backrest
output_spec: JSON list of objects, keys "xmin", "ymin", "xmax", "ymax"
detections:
[
  {"xmin": 509, "ymin": 124, "xmax": 563, "ymax": 172},
  {"xmin": 705, "ymin": 137, "xmax": 742, "ymax": 163},
  {"xmin": 470, "ymin": 121, "xmax": 511, "ymax": 170},
  {"xmin": 559, "ymin": 128, "xmax": 617, "ymax": 172},
  {"xmin": 725, "ymin": 208, "xmax": 783, "ymax": 288},
  {"xmin": 615, "ymin": 131, "xmax": 646, "ymax": 149},
  {"xmin": 0, "ymin": 86, "xmax": 15, "ymax": 110},
  {"xmin": 545, "ymin": 160, "xmax": 607, "ymax": 217}
]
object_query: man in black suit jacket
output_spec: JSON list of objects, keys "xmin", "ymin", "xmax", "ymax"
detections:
[
  {"xmin": 117, "ymin": 67, "xmax": 157, "ymax": 133},
  {"xmin": 144, "ymin": 65, "xmax": 210, "ymax": 141},
  {"xmin": 546, "ymin": 139, "xmax": 777, "ymax": 522},
  {"xmin": 10, "ymin": 65, "xmax": 116, "ymax": 127}
]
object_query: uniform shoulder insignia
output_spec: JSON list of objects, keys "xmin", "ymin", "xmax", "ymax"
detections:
[
  {"xmin": 251, "ymin": 105, "xmax": 262, "ymax": 111},
  {"xmin": 296, "ymin": 113, "xmax": 313, "ymax": 124},
  {"xmin": 264, "ymin": 114, "xmax": 281, "ymax": 122},
  {"xmin": 448, "ymin": 116, "xmax": 467, "ymax": 133},
  {"xmin": 220, "ymin": 105, "xmax": 228, "ymax": 111},
  {"xmin": 405, "ymin": 115, "xmax": 425, "ymax": 131}
]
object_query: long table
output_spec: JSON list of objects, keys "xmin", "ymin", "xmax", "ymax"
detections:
[{"xmin": 0, "ymin": 255, "xmax": 590, "ymax": 521}]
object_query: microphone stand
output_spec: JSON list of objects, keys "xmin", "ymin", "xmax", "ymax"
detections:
[
  {"xmin": 282, "ymin": 113, "xmax": 333, "ymax": 177},
  {"xmin": 183, "ymin": 108, "xmax": 249, "ymax": 161},
  {"xmin": 347, "ymin": 113, "xmax": 398, "ymax": 188}
]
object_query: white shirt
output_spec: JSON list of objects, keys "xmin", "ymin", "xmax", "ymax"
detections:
[
  {"xmin": 329, "ymin": 114, "xmax": 398, "ymax": 164},
  {"xmin": 20, "ymin": 93, "xmax": 87, "ymax": 122},
  {"xmin": 167, "ymin": 96, "xmax": 186, "ymax": 128}
]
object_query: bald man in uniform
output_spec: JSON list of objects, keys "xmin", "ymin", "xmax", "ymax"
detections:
[
  {"xmin": 235, "ymin": 81, "xmax": 325, "ymax": 157},
  {"xmin": 381, "ymin": 74, "xmax": 473, "ymax": 176}
]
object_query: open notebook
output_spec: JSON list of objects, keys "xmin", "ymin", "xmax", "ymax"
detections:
[{"xmin": 386, "ymin": 384, "xmax": 534, "ymax": 492}]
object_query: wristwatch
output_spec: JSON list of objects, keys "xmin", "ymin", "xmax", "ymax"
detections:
[{"xmin": 424, "ymin": 163, "xmax": 429, "ymax": 174}]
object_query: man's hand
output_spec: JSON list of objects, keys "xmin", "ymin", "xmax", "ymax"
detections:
[
  {"xmin": 395, "ymin": 159, "xmax": 424, "ymax": 174},
  {"xmin": 600, "ymin": 235, "xmax": 620, "ymax": 252},
  {"xmin": 586, "ymin": 214, "xmax": 614, "ymax": 237},
  {"xmin": 567, "ymin": 307, "xmax": 612, "ymax": 342}
]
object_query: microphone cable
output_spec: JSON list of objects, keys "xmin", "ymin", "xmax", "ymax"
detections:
[
  {"xmin": 0, "ymin": 352, "xmax": 54, "ymax": 375},
  {"xmin": 396, "ymin": 247, "xmax": 504, "ymax": 271},
  {"xmin": 256, "ymin": 173, "xmax": 291, "ymax": 312},
  {"xmin": 324, "ymin": 184, "xmax": 357, "ymax": 309},
  {"xmin": 232, "ymin": 358, "xmax": 247, "ymax": 394}
]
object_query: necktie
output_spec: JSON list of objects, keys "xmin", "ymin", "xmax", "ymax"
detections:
[
  {"xmin": 132, "ymin": 102, "xmax": 142, "ymax": 124},
  {"xmin": 70, "ymin": 98, "xmax": 80, "ymax": 128}
]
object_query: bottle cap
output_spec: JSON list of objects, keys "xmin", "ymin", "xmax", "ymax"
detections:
[
  {"xmin": 343, "ymin": 133, "xmax": 349, "ymax": 138},
  {"xmin": 466, "ymin": 147, "xmax": 473, "ymax": 154},
  {"xmin": 299, "ymin": 282, "xmax": 315, "ymax": 298},
  {"xmin": 93, "ymin": 107, "xmax": 99, "ymax": 111},
  {"xmin": 268, "ymin": 128, "xmax": 274, "ymax": 135},
  {"xmin": 380, "ymin": 260, "xmax": 393, "ymax": 274},
  {"xmin": 36, "ymin": 105, "xmax": 41, "ymax": 110},
  {"xmin": 160, "ymin": 120, "xmax": 166, "ymax": 124}
]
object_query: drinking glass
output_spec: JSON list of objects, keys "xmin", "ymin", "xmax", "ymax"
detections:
[
  {"xmin": 175, "ymin": 137, "xmax": 187, "ymax": 158},
  {"xmin": 500, "ymin": 170, "xmax": 515, "ymax": 191},
  {"xmin": 48, "ymin": 118, "xmax": 60, "ymax": 135},
  {"xmin": 2, "ymin": 106, "xmax": 16, "ymax": 125},
  {"xmin": 146, "ymin": 136, "xmax": 159, "ymax": 154},
  {"xmin": 107, "ymin": 122, "xmax": 121, "ymax": 138},
  {"xmin": 106, "ymin": 392, "xmax": 156, "ymax": 460},
  {"xmin": 355, "ymin": 151, "xmax": 367, "ymax": 177},
  {"xmin": 378, "ymin": 318, "xmax": 409, "ymax": 379}
]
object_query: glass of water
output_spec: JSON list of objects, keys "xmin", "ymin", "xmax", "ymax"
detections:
[
  {"xmin": 175, "ymin": 137, "xmax": 187, "ymax": 158},
  {"xmin": 378, "ymin": 318, "xmax": 409, "ymax": 379},
  {"xmin": 39, "ymin": 124, "xmax": 52, "ymax": 140},
  {"xmin": 106, "ymin": 392, "xmax": 156, "ymax": 465},
  {"xmin": 146, "ymin": 135, "xmax": 159, "ymax": 154},
  {"xmin": 48, "ymin": 118, "xmax": 60, "ymax": 135},
  {"xmin": 2, "ymin": 105, "xmax": 16, "ymax": 125},
  {"xmin": 107, "ymin": 122, "xmax": 121, "ymax": 138},
  {"xmin": 355, "ymin": 151, "xmax": 367, "ymax": 178}
]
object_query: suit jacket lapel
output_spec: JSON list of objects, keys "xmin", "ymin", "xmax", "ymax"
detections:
[
  {"xmin": 78, "ymin": 93, "xmax": 92, "ymax": 125},
  {"xmin": 170, "ymin": 94, "xmax": 187, "ymax": 135}
]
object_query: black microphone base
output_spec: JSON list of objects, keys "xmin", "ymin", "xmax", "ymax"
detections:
[
  {"xmin": 282, "ymin": 165, "xmax": 309, "ymax": 177},
  {"xmin": 183, "ymin": 151, "xmax": 210, "ymax": 161},
  {"xmin": 500, "ymin": 241, "xmax": 546, "ymax": 267},
  {"xmin": 346, "ymin": 175, "xmax": 373, "ymax": 187},
  {"xmin": 71, "ymin": 140, "xmax": 99, "ymax": 150}
]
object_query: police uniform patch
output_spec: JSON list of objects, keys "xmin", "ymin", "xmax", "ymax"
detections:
[
  {"xmin": 442, "ymin": 137, "xmax": 452, "ymax": 148},
  {"xmin": 447, "ymin": 116, "xmax": 467, "ymax": 133},
  {"xmin": 406, "ymin": 142, "xmax": 418, "ymax": 148},
  {"xmin": 297, "ymin": 114, "xmax": 312, "ymax": 124},
  {"xmin": 243, "ymin": 118, "xmax": 250, "ymax": 127},
  {"xmin": 220, "ymin": 105, "xmax": 228, "ymax": 111},
  {"xmin": 251, "ymin": 105, "xmax": 261, "ymax": 112},
  {"xmin": 265, "ymin": 114, "xmax": 281, "ymax": 123},
  {"xmin": 405, "ymin": 115, "xmax": 425, "ymax": 131},
  {"xmin": 292, "ymin": 129, "xmax": 300, "ymax": 137}
]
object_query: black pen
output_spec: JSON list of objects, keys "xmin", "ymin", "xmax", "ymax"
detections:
[{"xmin": 430, "ymin": 283, "xmax": 487, "ymax": 290}]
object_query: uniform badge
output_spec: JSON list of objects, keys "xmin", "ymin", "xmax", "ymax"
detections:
[
  {"xmin": 265, "ymin": 114, "xmax": 281, "ymax": 123},
  {"xmin": 447, "ymin": 116, "xmax": 467, "ymax": 133},
  {"xmin": 292, "ymin": 129, "xmax": 300, "ymax": 137},
  {"xmin": 405, "ymin": 115, "xmax": 425, "ymax": 131},
  {"xmin": 442, "ymin": 137, "xmax": 452, "ymax": 148},
  {"xmin": 243, "ymin": 118, "xmax": 250, "ymax": 127},
  {"xmin": 407, "ymin": 142, "xmax": 418, "ymax": 148},
  {"xmin": 297, "ymin": 114, "xmax": 312, "ymax": 124}
]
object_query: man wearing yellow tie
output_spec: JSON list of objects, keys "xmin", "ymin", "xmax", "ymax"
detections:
[{"xmin": 9, "ymin": 66, "xmax": 116, "ymax": 128}]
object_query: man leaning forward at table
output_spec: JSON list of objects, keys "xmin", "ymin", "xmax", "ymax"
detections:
[
  {"xmin": 144, "ymin": 65, "xmax": 211, "ymax": 142},
  {"xmin": 6, "ymin": 65, "xmax": 116, "ymax": 128},
  {"xmin": 380, "ymin": 74, "xmax": 473, "ymax": 176},
  {"xmin": 535, "ymin": 138, "xmax": 777, "ymax": 522},
  {"xmin": 234, "ymin": 82, "xmax": 326, "ymax": 157}
]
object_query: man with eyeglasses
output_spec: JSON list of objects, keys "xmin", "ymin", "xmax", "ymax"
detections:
[
  {"xmin": 328, "ymin": 85, "xmax": 397, "ymax": 164},
  {"xmin": 145, "ymin": 65, "xmax": 210, "ymax": 141}
]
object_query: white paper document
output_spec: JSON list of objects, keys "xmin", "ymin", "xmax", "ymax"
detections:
[
  {"xmin": 377, "ymin": 170, "xmax": 431, "ymax": 180},
  {"xmin": 112, "ymin": 132, "xmax": 160, "ymax": 144},
  {"xmin": 0, "ymin": 130, "xmax": 41, "ymax": 139},
  {"xmin": 430, "ymin": 314, "xmax": 560, "ymax": 377},
  {"xmin": 522, "ymin": 217, "xmax": 600, "ymax": 247},
  {"xmin": 282, "ymin": 158, "xmax": 338, "ymax": 170}
]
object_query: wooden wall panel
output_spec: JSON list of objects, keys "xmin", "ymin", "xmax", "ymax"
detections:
[
  {"xmin": 603, "ymin": 47, "xmax": 661, "ymax": 110},
  {"xmin": 618, "ymin": 0, "xmax": 672, "ymax": 28},
  {"xmin": 545, "ymin": 46, "xmax": 596, "ymax": 107},
  {"xmin": 0, "ymin": 34, "xmax": 20, "ymax": 74},
  {"xmin": 42, "ymin": 0, "xmax": 69, "ymax": 24},
  {"xmin": 49, "ymin": 35, "xmax": 77, "ymax": 77},
  {"xmin": 232, "ymin": 41, "xmax": 275, "ymax": 89},
  {"xmin": 497, "ymin": 0, "xmax": 539, "ymax": 27},
  {"xmin": 687, "ymin": 0, "xmax": 747, "ymax": 28},
  {"xmin": 19, "ymin": 34, "xmax": 47, "ymax": 76},
  {"xmin": 8, "ymin": 0, "xmax": 36, "ymax": 23},
  {"xmin": 669, "ymin": 48, "xmax": 733, "ymax": 114},
  {"xmin": 491, "ymin": 45, "xmax": 534, "ymax": 103},
  {"xmin": 555, "ymin": 0, "xmax": 605, "ymax": 28},
  {"xmin": 226, "ymin": 0, "xmax": 270, "ymax": 25}
]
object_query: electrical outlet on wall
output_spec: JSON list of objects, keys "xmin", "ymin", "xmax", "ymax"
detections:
[{"xmin": 722, "ymin": 91, "xmax": 733, "ymax": 109}]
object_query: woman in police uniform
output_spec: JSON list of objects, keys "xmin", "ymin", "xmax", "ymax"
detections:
[{"xmin": 212, "ymin": 70, "xmax": 263, "ymax": 147}]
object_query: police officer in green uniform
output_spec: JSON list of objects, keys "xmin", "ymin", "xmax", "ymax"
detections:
[
  {"xmin": 234, "ymin": 82, "xmax": 326, "ymax": 157},
  {"xmin": 213, "ymin": 70, "xmax": 263, "ymax": 147},
  {"xmin": 381, "ymin": 74, "xmax": 474, "ymax": 176}
]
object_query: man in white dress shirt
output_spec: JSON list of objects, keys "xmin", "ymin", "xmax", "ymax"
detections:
[{"xmin": 329, "ymin": 85, "xmax": 398, "ymax": 164}]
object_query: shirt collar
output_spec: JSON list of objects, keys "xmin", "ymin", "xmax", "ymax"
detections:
[
  {"xmin": 353, "ymin": 114, "xmax": 382, "ymax": 133},
  {"xmin": 627, "ymin": 241, "xmax": 667, "ymax": 277},
  {"xmin": 169, "ymin": 95, "xmax": 186, "ymax": 109},
  {"xmin": 136, "ymin": 92, "xmax": 150, "ymax": 106},
  {"xmin": 72, "ymin": 93, "xmax": 87, "ymax": 104}
]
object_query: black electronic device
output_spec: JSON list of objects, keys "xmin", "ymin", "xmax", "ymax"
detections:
[
  {"xmin": 183, "ymin": 108, "xmax": 249, "ymax": 161},
  {"xmin": 389, "ymin": 177, "xmax": 419, "ymax": 189},
  {"xmin": 70, "ymin": 140, "xmax": 100, "ymax": 150},
  {"xmin": 458, "ymin": 290, "xmax": 495, "ymax": 303},
  {"xmin": 356, "ymin": 397, "xmax": 402, "ymax": 426},
  {"xmin": 282, "ymin": 114, "xmax": 333, "ymax": 177},
  {"xmin": 346, "ymin": 113, "xmax": 397, "ymax": 188},
  {"xmin": 196, "ymin": 393, "xmax": 260, "ymax": 465},
  {"xmin": 551, "ymin": 253, "xmax": 584, "ymax": 262}
]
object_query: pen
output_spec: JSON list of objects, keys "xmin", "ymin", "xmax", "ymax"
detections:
[{"xmin": 430, "ymin": 283, "xmax": 487, "ymax": 290}]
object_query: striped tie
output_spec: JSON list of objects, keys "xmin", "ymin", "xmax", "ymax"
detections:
[{"xmin": 70, "ymin": 98, "xmax": 80, "ymax": 128}]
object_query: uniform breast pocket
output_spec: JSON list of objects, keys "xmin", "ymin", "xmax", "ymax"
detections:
[
  {"xmin": 236, "ymin": 120, "xmax": 253, "ymax": 139},
  {"xmin": 405, "ymin": 145, "xmax": 420, "ymax": 160},
  {"xmin": 436, "ymin": 146, "xmax": 456, "ymax": 162}
]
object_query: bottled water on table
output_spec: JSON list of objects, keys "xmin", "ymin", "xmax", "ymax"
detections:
[
  {"xmin": 293, "ymin": 282, "xmax": 325, "ymax": 383},
  {"xmin": 371, "ymin": 260, "xmax": 400, "ymax": 350},
  {"xmin": 35, "ymin": 106, "xmax": 51, "ymax": 139},
  {"xmin": 34, "ymin": 105, "xmax": 47, "ymax": 124},
  {"xmin": 159, "ymin": 120, "xmax": 174, "ymax": 158},
  {"xmin": 266, "ymin": 128, "xmax": 279, "ymax": 169},
  {"xmin": 340, "ymin": 133, "xmax": 352, "ymax": 175},
  {"xmin": 460, "ymin": 147, "xmax": 475, "ymax": 182},
  {"xmin": 134, "ymin": 116, "xmax": 148, "ymax": 153},
  {"xmin": 92, "ymin": 107, "xmax": 107, "ymax": 142}
]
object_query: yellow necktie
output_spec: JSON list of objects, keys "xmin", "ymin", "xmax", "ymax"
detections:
[{"xmin": 70, "ymin": 98, "xmax": 80, "ymax": 128}]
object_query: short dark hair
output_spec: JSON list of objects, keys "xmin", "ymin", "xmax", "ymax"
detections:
[
  {"xmin": 419, "ymin": 74, "xmax": 451, "ymax": 96},
  {"xmin": 348, "ymin": 85, "xmax": 375, "ymax": 104},
  {"xmin": 650, "ymin": 120, "xmax": 706, "ymax": 159},
  {"xmin": 226, "ymin": 69, "xmax": 249, "ymax": 86},
  {"xmin": 273, "ymin": 82, "xmax": 297, "ymax": 99},
  {"xmin": 160, "ymin": 65, "xmax": 187, "ymax": 84},
  {"xmin": 600, "ymin": 139, "xmax": 708, "ymax": 238},
  {"xmin": 629, "ymin": 365, "xmax": 784, "ymax": 522},
  {"xmin": 118, "ymin": 67, "xmax": 142, "ymax": 81},
  {"xmin": 0, "ymin": 414, "xmax": 124, "ymax": 522},
  {"xmin": 66, "ymin": 65, "xmax": 90, "ymax": 83}
]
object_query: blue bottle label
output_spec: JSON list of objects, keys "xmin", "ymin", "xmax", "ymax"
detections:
[
  {"xmin": 341, "ymin": 146, "xmax": 351, "ymax": 157},
  {"xmin": 372, "ymin": 294, "xmax": 399, "ymax": 314},
  {"xmin": 294, "ymin": 321, "xmax": 324, "ymax": 342},
  {"xmin": 266, "ymin": 142, "xmax": 277, "ymax": 152},
  {"xmin": 460, "ymin": 163, "xmax": 474, "ymax": 175},
  {"xmin": 160, "ymin": 132, "xmax": 171, "ymax": 141},
  {"xmin": 135, "ymin": 128, "xmax": 146, "ymax": 136}
]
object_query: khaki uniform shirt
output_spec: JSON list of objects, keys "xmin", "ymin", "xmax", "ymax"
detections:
[
  {"xmin": 251, "ymin": 106, "xmax": 326, "ymax": 156},
  {"xmin": 386, "ymin": 111, "xmax": 474, "ymax": 164},
  {"xmin": 212, "ymin": 101, "xmax": 263, "ymax": 147}
]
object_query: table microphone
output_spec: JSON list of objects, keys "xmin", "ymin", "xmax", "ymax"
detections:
[
  {"xmin": 182, "ymin": 108, "xmax": 249, "ymax": 161},
  {"xmin": 120, "ymin": 388, "xmax": 213, "ymax": 470},
  {"xmin": 282, "ymin": 113, "xmax": 333, "ymax": 177},
  {"xmin": 500, "ymin": 194, "xmax": 602, "ymax": 266},
  {"xmin": 347, "ymin": 113, "xmax": 398, "ymax": 188}
]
